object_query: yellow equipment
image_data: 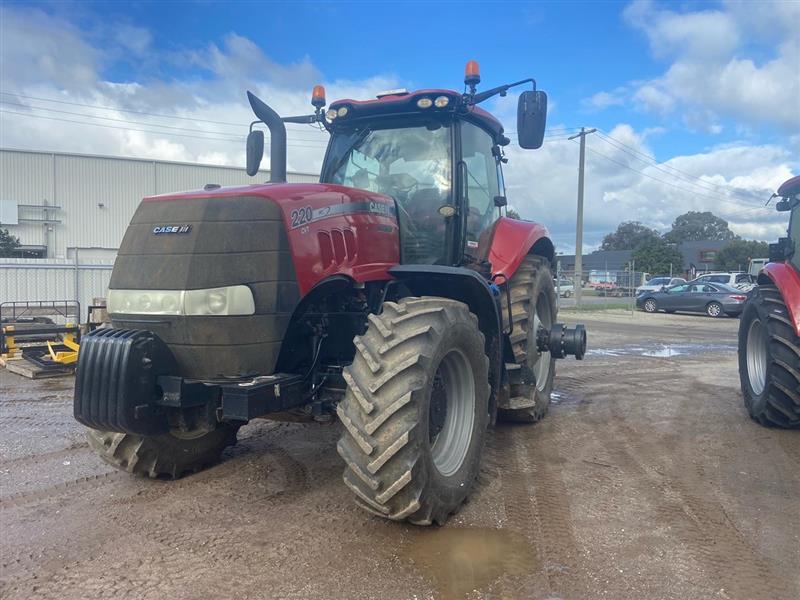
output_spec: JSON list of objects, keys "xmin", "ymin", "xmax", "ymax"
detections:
[{"xmin": 46, "ymin": 330, "xmax": 80, "ymax": 364}]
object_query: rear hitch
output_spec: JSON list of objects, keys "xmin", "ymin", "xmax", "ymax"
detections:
[{"xmin": 537, "ymin": 323, "xmax": 587, "ymax": 360}]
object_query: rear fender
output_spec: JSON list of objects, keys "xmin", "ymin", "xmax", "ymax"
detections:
[
  {"xmin": 759, "ymin": 262, "xmax": 800, "ymax": 336},
  {"xmin": 388, "ymin": 265, "xmax": 502, "ymax": 417},
  {"xmin": 485, "ymin": 217, "xmax": 554, "ymax": 279}
]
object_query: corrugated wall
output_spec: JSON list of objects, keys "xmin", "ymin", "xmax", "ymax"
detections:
[{"xmin": 0, "ymin": 149, "xmax": 318, "ymax": 257}]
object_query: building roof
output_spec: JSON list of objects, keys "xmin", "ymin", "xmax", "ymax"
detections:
[{"xmin": 557, "ymin": 250, "xmax": 633, "ymax": 272}]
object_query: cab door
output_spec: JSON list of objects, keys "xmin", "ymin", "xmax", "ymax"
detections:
[{"xmin": 459, "ymin": 121, "xmax": 502, "ymax": 262}]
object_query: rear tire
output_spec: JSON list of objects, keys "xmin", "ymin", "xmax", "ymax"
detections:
[
  {"xmin": 706, "ymin": 301, "xmax": 723, "ymax": 317},
  {"xmin": 337, "ymin": 297, "xmax": 490, "ymax": 525},
  {"xmin": 498, "ymin": 255, "xmax": 556, "ymax": 423},
  {"xmin": 86, "ymin": 423, "xmax": 240, "ymax": 478},
  {"xmin": 738, "ymin": 285, "xmax": 800, "ymax": 428}
]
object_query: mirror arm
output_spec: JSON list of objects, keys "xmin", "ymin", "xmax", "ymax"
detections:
[
  {"xmin": 469, "ymin": 77, "xmax": 536, "ymax": 105},
  {"xmin": 282, "ymin": 114, "xmax": 322, "ymax": 124}
]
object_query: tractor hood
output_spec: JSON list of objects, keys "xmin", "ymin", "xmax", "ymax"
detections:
[{"xmin": 109, "ymin": 182, "xmax": 399, "ymax": 379}]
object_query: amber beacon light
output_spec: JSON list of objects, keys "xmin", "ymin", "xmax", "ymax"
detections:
[{"xmin": 464, "ymin": 60, "xmax": 481, "ymax": 86}]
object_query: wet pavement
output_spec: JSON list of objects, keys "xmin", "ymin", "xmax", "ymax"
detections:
[{"xmin": 1, "ymin": 311, "xmax": 798, "ymax": 599}]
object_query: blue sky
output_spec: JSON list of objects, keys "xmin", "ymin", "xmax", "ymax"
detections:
[{"xmin": 2, "ymin": 1, "xmax": 798, "ymax": 250}]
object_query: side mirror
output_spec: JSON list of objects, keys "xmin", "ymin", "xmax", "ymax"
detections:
[
  {"xmin": 517, "ymin": 90, "xmax": 547, "ymax": 149},
  {"xmin": 246, "ymin": 130, "xmax": 264, "ymax": 176}
]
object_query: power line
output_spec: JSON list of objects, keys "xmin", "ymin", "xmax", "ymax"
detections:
[
  {"xmin": 579, "ymin": 142, "xmax": 764, "ymax": 211},
  {"xmin": 594, "ymin": 130, "xmax": 764, "ymax": 203},
  {"xmin": 0, "ymin": 91, "xmax": 579, "ymax": 139},
  {"xmin": 0, "ymin": 99, "xmax": 331, "ymax": 144},
  {"xmin": 0, "ymin": 91, "xmax": 325, "ymax": 132},
  {"xmin": 0, "ymin": 109, "xmax": 330, "ymax": 149}
]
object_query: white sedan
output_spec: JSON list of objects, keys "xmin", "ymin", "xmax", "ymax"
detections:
[{"xmin": 636, "ymin": 277, "xmax": 687, "ymax": 296}]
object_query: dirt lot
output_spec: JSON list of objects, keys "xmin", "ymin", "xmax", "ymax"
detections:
[{"xmin": 1, "ymin": 311, "xmax": 798, "ymax": 600}]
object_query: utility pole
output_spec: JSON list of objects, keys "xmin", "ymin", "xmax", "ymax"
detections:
[{"xmin": 568, "ymin": 127, "xmax": 596, "ymax": 307}]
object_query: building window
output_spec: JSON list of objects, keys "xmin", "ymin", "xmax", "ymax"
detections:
[{"xmin": 699, "ymin": 250, "xmax": 717, "ymax": 263}]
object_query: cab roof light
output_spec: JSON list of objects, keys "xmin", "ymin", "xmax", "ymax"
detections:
[
  {"xmin": 376, "ymin": 88, "xmax": 409, "ymax": 98},
  {"xmin": 311, "ymin": 85, "xmax": 326, "ymax": 108},
  {"xmin": 416, "ymin": 97, "xmax": 433, "ymax": 109}
]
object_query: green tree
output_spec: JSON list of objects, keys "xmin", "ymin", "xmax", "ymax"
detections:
[
  {"xmin": 715, "ymin": 239, "xmax": 769, "ymax": 271},
  {"xmin": 664, "ymin": 211, "xmax": 738, "ymax": 243},
  {"xmin": 600, "ymin": 221, "xmax": 661, "ymax": 251},
  {"xmin": 0, "ymin": 224, "xmax": 20, "ymax": 258},
  {"xmin": 506, "ymin": 208, "xmax": 521, "ymax": 220},
  {"xmin": 632, "ymin": 238, "xmax": 684, "ymax": 275}
]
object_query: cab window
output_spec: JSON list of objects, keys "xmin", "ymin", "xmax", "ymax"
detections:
[{"xmin": 461, "ymin": 121, "xmax": 500, "ymax": 250}]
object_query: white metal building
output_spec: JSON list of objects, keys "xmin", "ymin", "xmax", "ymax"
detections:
[
  {"xmin": 0, "ymin": 148, "xmax": 317, "ymax": 318},
  {"xmin": 0, "ymin": 148, "xmax": 317, "ymax": 259}
]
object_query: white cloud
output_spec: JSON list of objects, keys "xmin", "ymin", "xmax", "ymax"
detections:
[
  {"xmin": 588, "ymin": 0, "xmax": 800, "ymax": 131},
  {"xmin": 0, "ymin": 5, "xmax": 400, "ymax": 175},
  {"xmin": 0, "ymin": 4, "xmax": 795, "ymax": 253},
  {"xmin": 503, "ymin": 128, "xmax": 795, "ymax": 253},
  {"xmin": 583, "ymin": 90, "xmax": 626, "ymax": 110}
]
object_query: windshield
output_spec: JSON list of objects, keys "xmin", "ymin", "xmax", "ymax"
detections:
[
  {"xmin": 648, "ymin": 278, "xmax": 669, "ymax": 285},
  {"xmin": 323, "ymin": 124, "xmax": 452, "ymax": 264}
]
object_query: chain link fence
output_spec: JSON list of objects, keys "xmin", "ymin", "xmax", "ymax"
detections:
[{"xmin": 554, "ymin": 267, "xmax": 649, "ymax": 312}]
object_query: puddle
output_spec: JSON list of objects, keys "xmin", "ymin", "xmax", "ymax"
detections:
[
  {"xmin": 404, "ymin": 527, "xmax": 537, "ymax": 599},
  {"xmin": 587, "ymin": 343, "xmax": 736, "ymax": 358}
]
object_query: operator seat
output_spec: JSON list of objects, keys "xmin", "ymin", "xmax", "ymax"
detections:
[{"xmin": 402, "ymin": 187, "xmax": 446, "ymax": 264}]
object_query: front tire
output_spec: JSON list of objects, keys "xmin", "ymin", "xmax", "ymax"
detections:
[
  {"xmin": 86, "ymin": 423, "xmax": 240, "ymax": 478},
  {"xmin": 738, "ymin": 285, "xmax": 800, "ymax": 428},
  {"xmin": 498, "ymin": 255, "xmax": 557, "ymax": 422},
  {"xmin": 337, "ymin": 297, "xmax": 490, "ymax": 525},
  {"xmin": 643, "ymin": 299, "xmax": 657, "ymax": 313}
]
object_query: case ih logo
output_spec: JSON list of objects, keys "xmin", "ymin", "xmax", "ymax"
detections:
[{"xmin": 153, "ymin": 225, "xmax": 192, "ymax": 235}]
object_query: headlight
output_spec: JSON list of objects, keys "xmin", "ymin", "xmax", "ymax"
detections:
[
  {"xmin": 184, "ymin": 286, "xmax": 254, "ymax": 316},
  {"xmin": 108, "ymin": 285, "xmax": 255, "ymax": 316}
]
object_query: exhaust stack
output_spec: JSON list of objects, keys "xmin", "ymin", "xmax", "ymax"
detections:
[{"xmin": 246, "ymin": 91, "xmax": 287, "ymax": 183}]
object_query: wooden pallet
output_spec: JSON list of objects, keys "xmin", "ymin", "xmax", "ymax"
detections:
[{"xmin": 4, "ymin": 357, "xmax": 74, "ymax": 379}]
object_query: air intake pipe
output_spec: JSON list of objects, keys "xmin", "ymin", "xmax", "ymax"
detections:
[{"xmin": 246, "ymin": 91, "xmax": 287, "ymax": 183}]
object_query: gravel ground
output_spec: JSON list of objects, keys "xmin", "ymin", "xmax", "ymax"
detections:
[{"xmin": 0, "ymin": 311, "xmax": 797, "ymax": 600}]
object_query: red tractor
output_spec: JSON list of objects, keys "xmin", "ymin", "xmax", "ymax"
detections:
[
  {"xmin": 739, "ymin": 175, "xmax": 800, "ymax": 428},
  {"xmin": 74, "ymin": 62, "xmax": 586, "ymax": 525}
]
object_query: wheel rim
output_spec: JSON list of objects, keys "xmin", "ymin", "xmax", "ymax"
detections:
[
  {"xmin": 708, "ymin": 303, "xmax": 721, "ymax": 316},
  {"xmin": 746, "ymin": 318, "xmax": 767, "ymax": 396},
  {"xmin": 532, "ymin": 292, "xmax": 552, "ymax": 392},
  {"xmin": 645, "ymin": 300, "xmax": 656, "ymax": 312},
  {"xmin": 430, "ymin": 348, "xmax": 475, "ymax": 477}
]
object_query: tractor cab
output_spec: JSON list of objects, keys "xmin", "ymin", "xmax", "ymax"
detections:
[
  {"xmin": 775, "ymin": 175, "xmax": 800, "ymax": 273},
  {"xmin": 320, "ymin": 89, "xmax": 506, "ymax": 265},
  {"xmin": 247, "ymin": 61, "xmax": 548, "ymax": 267}
]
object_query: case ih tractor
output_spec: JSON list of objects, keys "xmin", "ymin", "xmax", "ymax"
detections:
[
  {"xmin": 74, "ymin": 62, "xmax": 586, "ymax": 525},
  {"xmin": 739, "ymin": 175, "xmax": 800, "ymax": 429}
]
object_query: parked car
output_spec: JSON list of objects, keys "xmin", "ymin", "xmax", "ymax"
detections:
[
  {"xmin": 635, "ymin": 276, "xmax": 687, "ymax": 295},
  {"xmin": 554, "ymin": 277, "xmax": 575, "ymax": 297},
  {"xmin": 636, "ymin": 282, "xmax": 749, "ymax": 317},
  {"xmin": 690, "ymin": 272, "xmax": 756, "ymax": 291}
]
